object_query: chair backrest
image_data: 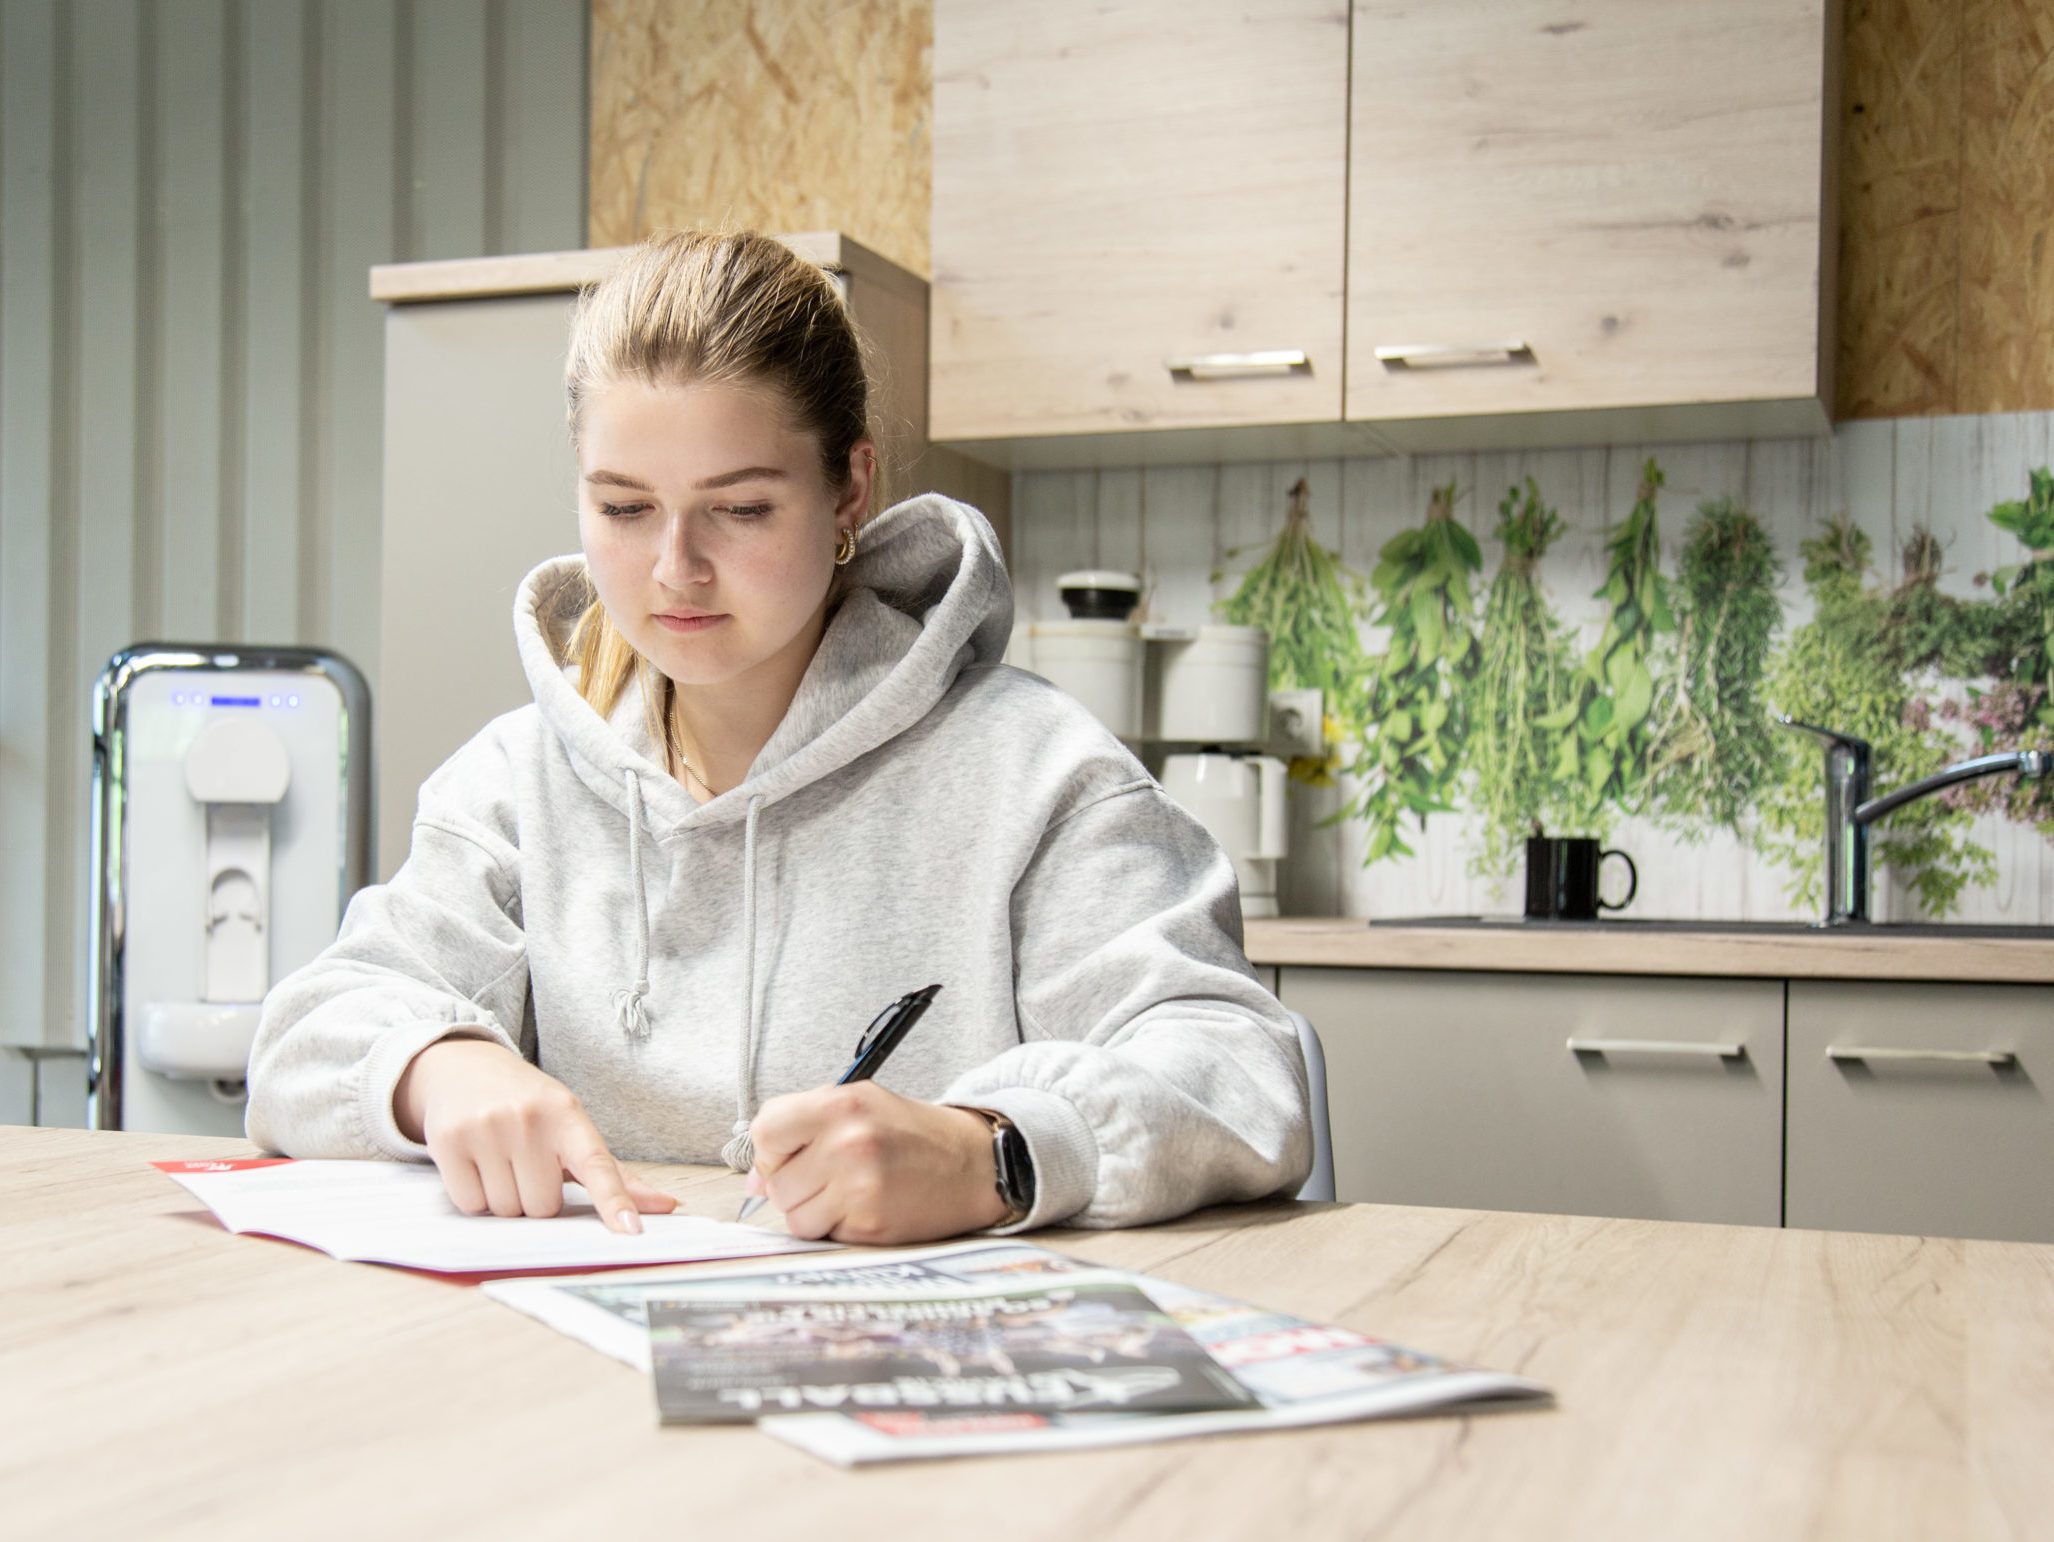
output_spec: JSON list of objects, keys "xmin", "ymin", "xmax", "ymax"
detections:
[{"xmin": 1287, "ymin": 1009, "xmax": 1336, "ymax": 1202}]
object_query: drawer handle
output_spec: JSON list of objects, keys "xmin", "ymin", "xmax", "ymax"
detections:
[
  {"xmin": 1163, "ymin": 349, "xmax": 1311, "ymax": 379},
  {"xmin": 1567, "ymin": 1038, "xmax": 1745, "ymax": 1058},
  {"xmin": 1827, "ymin": 1046, "xmax": 2017, "ymax": 1066},
  {"xmin": 1374, "ymin": 341, "xmax": 1537, "ymax": 369}
]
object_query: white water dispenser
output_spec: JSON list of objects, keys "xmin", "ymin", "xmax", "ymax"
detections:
[{"xmin": 88, "ymin": 645, "xmax": 372, "ymax": 1135}]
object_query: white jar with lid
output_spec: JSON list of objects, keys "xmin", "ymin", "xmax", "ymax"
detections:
[
  {"xmin": 1150, "ymin": 625, "xmax": 1269, "ymax": 744},
  {"xmin": 1026, "ymin": 620, "xmax": 1145, "ymax": 740}
]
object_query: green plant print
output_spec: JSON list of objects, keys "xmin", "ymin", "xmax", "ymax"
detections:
[
  {"xmin": 1987, "ymin": 467, "xmax": 2054, "ymax": 728},
  {"xmin": 1648, "ymin": 498, "xmax": 1784, "ymax": 833},
  {"xmin": 1552, "ymin": 458, "xmax": 1676, "ymax": 825},
  {"xmin": 1340, "ymin": 480, "xmax": 1481, "ymax": 863},
  {"xmin": 1759, "ymin": 514, "xmax": 1993, "ymax": 916},
  {"xmin": 1467, "ymin": 477, "xmax": 1584, "ymax": 873},
  {"xmin": 1214, "ymin": 476, "xmax": 1371, "ymax": 784},
  {"xmin": 1882, "ymin": 524, "xmax": 2032, "ymax": 679}
]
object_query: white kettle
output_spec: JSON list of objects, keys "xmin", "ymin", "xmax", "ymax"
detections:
[{"xmin": 1161, "ymin": 752, "xmax": 1288, "ymax": 918}]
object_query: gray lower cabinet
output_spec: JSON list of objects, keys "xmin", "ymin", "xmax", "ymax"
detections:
[
  {"xmin": 1785, "ymin": 981, "xmax": 2054, "ymax": 1244},
  {"xmin": 1279, "ymin": 968, "xmax": 1784, "ymax": 1226}
]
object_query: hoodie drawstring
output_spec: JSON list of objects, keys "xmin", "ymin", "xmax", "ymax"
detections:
[
  {"xmin": 720, "ymin": 793, "xmax": 766, "ymax": 1173},
  {"xmin": 610, "ymin": 770, "xmax": 653, "ymax": 1041}
]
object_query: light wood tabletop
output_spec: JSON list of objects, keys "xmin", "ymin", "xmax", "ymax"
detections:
[{"xmin": 4, "ymin": 1126, "xmax": 2049, "ymax": 1541}]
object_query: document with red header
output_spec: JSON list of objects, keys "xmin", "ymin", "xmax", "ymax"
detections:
[{"xmin": 153, "ymin": 1157, "xmax": 834, "ymax": 1275}]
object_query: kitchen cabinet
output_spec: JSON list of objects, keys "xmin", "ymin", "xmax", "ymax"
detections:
[
  {"xmin": 930, "ymin": 0, "xmax": 1836, "ymax": 466},
  {"xmin": 1343, "ymin": 0, "xmax": 1836, "ymax": 450},
  {"xmin": 1279, "ymin": 967, "xmax": 1785, "ymax": 1226},
  {"xmin": 1786, "ymin": 981, "xmax": 2054, "ymax": 1244},
  {"xmin": 930, "ymin": 0, "xmax": 1354, "ymax": 450}
]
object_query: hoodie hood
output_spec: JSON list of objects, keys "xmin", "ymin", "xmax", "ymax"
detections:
[
  {"xmin": 514, "ymin": 491, "xmax": 1013, "ymax": 830},
  {"xmin": 508, "ymin": 491, "xmax": 1014, "ymax": 1167}
]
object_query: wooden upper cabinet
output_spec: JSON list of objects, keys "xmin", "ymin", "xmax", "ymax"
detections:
[
  {"xmin": 1344, "ymin": 0, "xmax": 1835, "ymax": 436},
  {"xmin": 929, "ymin": 0, "xmax": 1351, "ymax": 444}
]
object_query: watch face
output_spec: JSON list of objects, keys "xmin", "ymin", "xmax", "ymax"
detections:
[{"xmin": 998, "ymin": 1125, "xmax": 1035, "ymax": 1208}]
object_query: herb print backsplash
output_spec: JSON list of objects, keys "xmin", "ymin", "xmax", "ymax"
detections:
[{"xmin": 1011, "ymin": 413, "xmax": 2054, "ymax": 924}]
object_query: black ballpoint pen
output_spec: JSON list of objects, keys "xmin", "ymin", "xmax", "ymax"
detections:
[{"xmin": 735, "ymin": 983, "xmax": 944, "ymax": 1222}]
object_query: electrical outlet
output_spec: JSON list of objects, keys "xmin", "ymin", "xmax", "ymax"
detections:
[{"xmin": 1268, "ymin": 688, "xmax": 1325, "ymax": 757}]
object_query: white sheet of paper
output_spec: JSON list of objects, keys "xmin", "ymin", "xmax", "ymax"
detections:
[{"xmin": 154, "ymin": 1157, "xmax": 835, "ymax": 1274}]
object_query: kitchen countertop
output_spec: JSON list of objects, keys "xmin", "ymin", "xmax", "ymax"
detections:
[{"xmin": 1244, "ymin": 916, "xmax": 2054, "ymax": 984}]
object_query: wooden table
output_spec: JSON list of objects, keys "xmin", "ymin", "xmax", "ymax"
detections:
[{"xmin": 4, "ymin": 1127, "xmax": 2049, "ymax": 1540}]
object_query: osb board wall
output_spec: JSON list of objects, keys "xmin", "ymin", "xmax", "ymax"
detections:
[
  {"xmin": 1839, "ymin": 0, "xmax": 2054, "ymax": 417},
  {"xmin": 590, "ymin": 0, "xmax": 2054, "ymax": 419},
  {"xmin": 588, "ymin": 0, "xmax": 931, "ymax": 279}
]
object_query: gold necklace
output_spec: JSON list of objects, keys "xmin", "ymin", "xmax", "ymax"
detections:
[{"xmin": 661, "ymin": 679, "xmax": 717, "ymax": 797}]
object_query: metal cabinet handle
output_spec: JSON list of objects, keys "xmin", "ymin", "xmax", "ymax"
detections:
[
  {"xmin": 1567, "ymin": 1038, "xmax": 1746, "ymax": 1058},
  {"xmin": 1374, "ymin": 341, "xmax": 1537, "ymax": 369},
  {"xmin": 1827, "ymin": 1045, "xmax": 2017, "ymax": 1066},
  {"xmin": 1163, "ymin": 349, "xmax": 1310, "ymax": 379}
]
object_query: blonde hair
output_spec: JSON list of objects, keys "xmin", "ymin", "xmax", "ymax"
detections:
[{"xmin": 562, "ymin": 229, "xmax": 879, "ymax": 760}]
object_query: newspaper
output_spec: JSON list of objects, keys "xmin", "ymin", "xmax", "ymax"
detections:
[
  {"xmin": 645, "ymin": 1274, "xmax": 1258, "ymax": 1423},
  {"xmin": 485, "ymin": 1241, "xmax": 1551, "ymax": 1463}
]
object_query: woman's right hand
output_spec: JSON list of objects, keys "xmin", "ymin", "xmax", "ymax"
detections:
[{"xmin": 393, "ymin": 1038, "xmax": 677, "ymax": 1233}]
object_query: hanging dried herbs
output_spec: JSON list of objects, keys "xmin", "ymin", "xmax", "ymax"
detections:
[
  {"xmin": 1467, "ymin": 477, "xmax": 1582, "ymax": 872},
  {"xmin": 1214, "ymin": 476, "xmax": 1370, "ymax": 781},
  {"xmin": 1759, "ymin": 514, "xmax": 1993, "ymax": 916},
  {"xmin": 1882, "ymin": 524, "xmax": 2028, "ymax": 678},
  {"xmin": 1648, "ymin": 498, "xmax": 1784, "ymax": 832},
  {"xmin": 1564, "ymin": 458, "xmax": 1675, "ymax": 822},
  {"xmin": 1340, "ymin": 481, "xmax": 1482, "ymax": 863},
  {"xmin": 1987, "ymin": 467, "xmax": 2054, "ymax": 727}
]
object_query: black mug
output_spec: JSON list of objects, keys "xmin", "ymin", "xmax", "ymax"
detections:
[{"xmin": 1525, "ymin": 836, "xmax": 1637, "ymax": 921}]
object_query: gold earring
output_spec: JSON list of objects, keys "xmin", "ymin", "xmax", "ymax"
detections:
[{"xmin": 834, "ymin": 526, "xmax": 858, "ymax": 566}]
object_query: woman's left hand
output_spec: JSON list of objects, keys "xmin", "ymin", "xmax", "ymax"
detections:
[{"xmin": 744, "ymin": 1082, "xmax": 1009, "ymax": 1244}]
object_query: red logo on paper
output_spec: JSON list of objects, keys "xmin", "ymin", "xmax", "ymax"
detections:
[{"xmin": 151, "ymin": 1158, "xmax": 296, "ymax": 1174}]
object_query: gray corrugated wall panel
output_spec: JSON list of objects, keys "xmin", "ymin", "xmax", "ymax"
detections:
[
  {"xmin": 414, "ymin": 0, "xmax": 491, "ymax": 260},
  {"xmin": 315, "ymin": 0, "xmax": 400, "ymax": 700},
  {"xmin": 0, "ymin": 0, "xmax": 586, "ymax": 1058},
  {"xmin": 240, "ymin": 0, "xmax": 310, "ymax": 646},
  {"xmin": 1, "ymin": 0, "xmax": 68, "ymax": 1046},
  {"xmin": 157, "ymin": 0, "xmax": 233, "ymax": 640}
]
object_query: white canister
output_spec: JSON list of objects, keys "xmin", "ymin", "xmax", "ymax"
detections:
[
  {"xmin": 1027, "ymin": 620, "xmax": 1145, "ymax": 740},
  {"xmin": 1152, "ymin": 625, "xmax": 1270, "ymax": 744}
]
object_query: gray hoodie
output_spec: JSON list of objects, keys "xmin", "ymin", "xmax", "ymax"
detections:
[{"xmin": 244, "ymin": 493, "xmax": 1312, "ymax": 1229}]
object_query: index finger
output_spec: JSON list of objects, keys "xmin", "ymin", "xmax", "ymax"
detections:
[{"xmin": 558, "ymin": 1120, "xmax": 643, "ymax": 1234}]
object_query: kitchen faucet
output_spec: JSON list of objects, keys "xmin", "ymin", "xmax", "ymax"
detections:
[{"xmin": 1776, "ymin": 716, "xmax": 2051, "ymax": 925}]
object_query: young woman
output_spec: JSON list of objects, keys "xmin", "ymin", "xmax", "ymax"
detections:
[{"xmin": 245, "ymin": 230, "xmax": 1311, "ymax": 1246}]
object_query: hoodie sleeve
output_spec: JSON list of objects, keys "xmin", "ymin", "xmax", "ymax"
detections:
[
  {"xmin": 243, "ymin": 739, "xmax": 529, "ymax": 1162},
  {"xmin": 939, "ymin": 779, "xmax": 1313, "ymax": 1230}
]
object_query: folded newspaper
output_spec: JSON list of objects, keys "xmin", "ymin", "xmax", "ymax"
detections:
[
  {"xmin": 646, "ymin": 1274, "xmax": 1259, "ymax": 1424},
  {"xmin": 486, "ymin": 1242, "xmax": 1552, "ymax": 1464}
]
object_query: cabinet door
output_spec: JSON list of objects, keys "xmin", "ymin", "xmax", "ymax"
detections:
[
  {"xmin": 1786, "ymin": 982, "xmax": 2054, "ymax": 1244},
  {"xmin": 1281, "ymin": 968, "xmax": 1783, "ymax": 1225},
  {"xmin": 931, "ymin": 0, "xmax": 1349, "ymax": 440},
  {"xmin": 1344, "ymin": 0, "xmax": 1832, "ymax": 430}
]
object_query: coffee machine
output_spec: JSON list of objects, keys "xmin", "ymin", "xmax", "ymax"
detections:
[{"xmin": 1007, "ymin": 572, "xmax": 1321, "ymax": 919}]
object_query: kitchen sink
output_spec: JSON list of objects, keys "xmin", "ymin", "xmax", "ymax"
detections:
[{"xmin": 1367, "ymin": 916, "xmax": 2054, "ymax": 941}]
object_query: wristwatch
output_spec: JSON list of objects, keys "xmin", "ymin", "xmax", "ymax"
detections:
[{"xmin": 966, "ymin": 1107, "xmax": 1036, "ymax": 1227}]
